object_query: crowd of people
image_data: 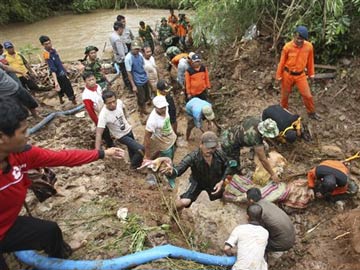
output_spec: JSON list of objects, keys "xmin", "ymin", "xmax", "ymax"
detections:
[{"xmin": 0, "ymin": 9, "xmax": 358, "ymax": 270}]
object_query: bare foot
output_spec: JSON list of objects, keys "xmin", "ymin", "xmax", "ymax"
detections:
[{"xmin": 69, "ymin": 239, "xmax": 87, "ymax": 252}]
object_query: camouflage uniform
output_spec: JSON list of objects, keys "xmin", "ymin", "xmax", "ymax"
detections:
[
  {"xmin": 84, "ymin": 59, "xmax": 106, "ymax": 89},
  {"xmin": 159, "ymin": 24, "xmax": 174, "ymax": 41},
  {"xmin": 221, "ymin": 116, "xmax": 263, "ymax": 172}
]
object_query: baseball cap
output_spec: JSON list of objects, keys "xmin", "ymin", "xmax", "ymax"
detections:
[
  {"xmin": 157, "ymin": 80, "xmax": 173, "ymax": 92},
  {"xmin": 3, "ymin": 41, "xmax": 13, "ymax": 49},
  {"xmin": 201, "ymin": 131, "xmax": 219, "ymax": 148},
  {"xmin": 131, "ymin": 40, "xmax": 142, "ymax": 50},
  {"xmin": 84, "ymin": 45, "xmax": 98, "ymax": 54},
  {"xmin": 202, "ymin": 105, "xmax": 215, "ymax": 121},
  {"xmin": 191, "ymin": 54, "xmax": 201, "ymax": 62},
  {"xmin": 257, "ymin": 118, "xmax": 279, "ymax": 138},
  {"xmin": 153, "ymin": 95, "xmax": 169, "ymax": 108},
  {"xmin": 295, "ymin": 25, "xmax": 308, "ymax": 40}
]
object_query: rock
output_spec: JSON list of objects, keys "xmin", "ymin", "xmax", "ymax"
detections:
[
  {"xmin": 322, "ymin": 131, "xmax": 331, "ymax": 138},
  {"xmin": 340, "ymin": 58, "xmax": 352, "ymax": 66},
  {"xmin": 321, "ymin": 145, "xmax": 343, "ymax": 158},
  {"xmin": 350, "ymin": 166, "xmax": 360, "ymax": 175},
  {"xmin": 339, "ymin": 115, "xmax": 346, "ymax": 121}
]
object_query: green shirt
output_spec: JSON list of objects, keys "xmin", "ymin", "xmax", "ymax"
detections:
[
  {"xmin": 139, "ymin": 25, "xmax": 153, "ymax": 42},
  {"xmin": 158, "ymin": 24, "xmax": 173, "ymax": 41},
  {"xmin": 84, "ymin": 59, "xmax": 104, "ymax": 83}
]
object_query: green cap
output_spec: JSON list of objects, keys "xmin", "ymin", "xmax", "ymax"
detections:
[
  {"xmin": 257, "ymin": 118, "xmax": 279, "ymax": 138},
  {"xmin": 84, "ymin": 45, "xmax": 98, "ymax": 54}
]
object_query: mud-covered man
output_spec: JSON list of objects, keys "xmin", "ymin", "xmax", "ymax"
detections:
[
  {"xmin": 167, "ymin": 131, "xmax": 231, "ymax": 211},
  {"xmin": 220, "ymin": 117, "xmax": 281, "ymax": 182}
]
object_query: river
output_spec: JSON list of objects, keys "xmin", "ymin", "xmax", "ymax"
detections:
[{"xmin": 0, "ymin": 9, "xmax": 173, "ymax": 61}]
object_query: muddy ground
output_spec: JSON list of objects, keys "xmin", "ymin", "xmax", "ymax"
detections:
[{"xmin": 6, "ymin": 39, "xmax": 360, "ymax": 270}]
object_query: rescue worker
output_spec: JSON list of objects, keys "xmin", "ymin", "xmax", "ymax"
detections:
[
  {"xmin": 307, "ymin": 160, "xmax": 354, "ymax": 201},
  {"xmin": 185, "ymin": 54, "xmax": 211, "ymax": 101},
  {"xmin": 221, "ymin": 117, "xmax": 281, "ymax": 181},
  {"xmin": 82, "ymin": 46, "xmax": 109, "ymax": 89},
  {"xmin": 262, "ymin": 104, "xmax": 310, "ymax": 143},
  {"xmin": 276, "ymin": 26, "xmax": 321, "ymax": 121},
  {"xmin": 158, "ymin": 17, "xmax": 176, "ymax": 50}
]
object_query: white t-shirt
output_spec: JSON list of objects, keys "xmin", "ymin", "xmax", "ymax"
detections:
[
  {"xmin": 225, "ymin": 224, "xmax": 268, "ymax": 270},
  {"xmin": 82, "ymin": 85, "xmax": 104, "ymax": 113},
  {"xmin": 143, "ymin": 56, "xmax": 158, "ymax": 83},
  {"xmin": 97, "ymin": 99, "xmax": 132, "ymax": 139},
  {"xmin": 145, "ymin": 108, "xmax": 176, "ymax": 152}
]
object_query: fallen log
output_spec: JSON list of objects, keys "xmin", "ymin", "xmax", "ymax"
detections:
[
  {"xmin": 315, "ymin": 64, "xmax": 337, "ymax": 70},
  {"xmin": 314, "ymin": 72, "xmax": 336, "ymax": 79}
]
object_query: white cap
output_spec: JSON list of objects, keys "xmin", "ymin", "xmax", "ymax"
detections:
[
  {"xmin": 188, "ymin": 52, "xmax": 195, "ymax": 59},
  {"xmin": 152, "ymin": 95, "xmax": 169, "ymax": 108}
]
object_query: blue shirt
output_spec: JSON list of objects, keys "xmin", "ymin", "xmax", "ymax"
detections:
[
  {"xmin": 185, "ymin": 97, "xmax": 212, "ymax": 128},
  {"xmin": 43, "ymin": 48, "xmax": 67, "ymax": 77},
  {"xmin": 125, "ymin": 52, "xmax": 148, "ymax": 85}
]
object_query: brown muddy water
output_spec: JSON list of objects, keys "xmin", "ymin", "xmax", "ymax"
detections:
[{"xmin": 0, "ymin": 9, "xmax": 176, "ymax": 61}]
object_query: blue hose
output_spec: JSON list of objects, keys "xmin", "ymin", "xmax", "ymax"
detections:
[
  {"xmin": 15, "ymin": 244, "xmax": 236, "ymax": 270},
  {"xmin": 28, "ymin": 105, "xmax": 85, "ymax": 135}
]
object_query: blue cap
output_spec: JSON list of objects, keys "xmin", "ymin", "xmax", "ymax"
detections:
[
  {"xmin": 191, "ymin": 53, "xmax": 201, "ymax": 62},
  {"xmin": 295, "ymin": 26, "xmax": 308, "ymax": 40},
  {"xmin": 3, "ymin": 41, "xmax": 13, "ymax": 49}
]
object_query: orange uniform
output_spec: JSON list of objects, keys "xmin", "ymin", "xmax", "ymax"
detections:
[
  {"xmin": 307, "ymin": 160, "xmax": 348, "ymax": 196},
  {"xmin": 171, "ymin": 53, "xmax": 188, "ymax": 68},
  {"xmin": 276, "ymin": 40, "xmax": 315, "ymax": 113},
  {"xmin": 185, "ymin": 65, "xmax": 211, "ymax": 97},
  {"xmin": 168, "ymin": 15, "xmax": 178, "ymax": 23},
  {"xmin": 176, "ymin": 23, "xmax": 187, "ymax": 38},
  {"xmin": 168, "ymin": 22, "xmax": 177, "ymax": 35}
]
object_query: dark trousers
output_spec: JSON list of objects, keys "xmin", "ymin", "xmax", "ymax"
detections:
[
  {"xmin": 194, "ymin": 90, "xmax": 208, "ymax": 101},
  {"xmin": 103, "ymin": 127, "xmax": 115, "ymax": 148},
  {"xmin": 118, "ymin": 62, "xmax": 132, "ymax": 92},
  {"xmin": 0, "ymin": 216, "xmax": 71, "ymax": 269},
  {"xmin": 19, "ymin": 75, "xmax": 40, "ymax": 93},
  {"xmin": 57, "ymin": 75, "xmax": 75, "ymax": 100},
  {"xmin": 11, "ymin": 86, "xmax": 38, "ymax": 110},
  {"xmin": 118, "ymin": 131, "xmax": 144, "ymax": 168}
]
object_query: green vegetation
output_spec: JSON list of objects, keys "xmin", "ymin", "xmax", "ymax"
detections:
[
  {"xmin": 0, "ymin": 0, "xmax": 183, "ymax": 23},
  {"xmin": 182, "ymin": 0, "xmax": 360, "ymax": 62}
]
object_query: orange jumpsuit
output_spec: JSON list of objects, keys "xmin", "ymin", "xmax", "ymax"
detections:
[
  {"xmin": 307, "ymin": 160, "xmax": 348, "ymax": 196},
  {"xmin": 171, "ymin": 53, "xmax": 189, "ymax": 68},
  {"xmin": 276, "ymin": 40, "xmax": 315, "ymax": 113}
]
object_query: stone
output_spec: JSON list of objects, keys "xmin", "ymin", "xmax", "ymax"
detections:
[
  {"xmin": 339, "ymin": 115, "xmax": 346, "ymax": 121},
  {"xmin": 350, "ymin": 166, "xmax": 360, "ymax": 175},
  {"xmin": 321, "ymin": 145, "xmax": 343, "ymax": 158},
  {"xmin": 340, "ymin": 58, "xmax": 352, "ymax": 66}
]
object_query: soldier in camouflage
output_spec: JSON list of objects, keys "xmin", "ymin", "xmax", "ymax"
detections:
[
  {"xmin": 221, "ymin": 116, "xmax": 281, "ymax": 182},
  {"xmin": 158, "ymin": 17, "xmax": 176, "ymax": 50},
  {"xmin": 83, "ymin": 46, "xmax": 109, "ymax": 89}
]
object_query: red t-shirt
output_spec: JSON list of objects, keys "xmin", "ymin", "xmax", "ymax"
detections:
[{"xmin": 0, "ymin": 145, "xmax": 101, "ymax": 240}]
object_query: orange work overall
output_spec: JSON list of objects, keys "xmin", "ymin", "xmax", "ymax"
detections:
[{"xmin": 276, "ymin": 40, "xmax": 315, "ymax": 113}]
